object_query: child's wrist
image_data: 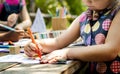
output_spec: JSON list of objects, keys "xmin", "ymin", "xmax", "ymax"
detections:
[{"xmin": 65, "ymin": 48, "xmax": 70, "ymax": 60}]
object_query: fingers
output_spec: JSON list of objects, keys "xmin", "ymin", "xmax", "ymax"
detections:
[
  {"xmin": 41, "ymin": 54, "xmax": 64, "ymax": 64},
  {"xmin": 24, "ymin": 43, "xmax": 37, "ymax": 57},
  {"xmin": 23, "ymin": 32, "xmax": 30, "ymax": 38},
  {"xmin": 15, "ymin": 30, "xmax": 27, "ymax": 38},
  {"xmin": 15, "ymin": 26, "xmax": 24, "ymax": 30},
  {"xmin": 13, "ymin": 30, "xmax": 32, "ymax": 39},
  {"xmin": 40, "ymin": 49, "xmax": 68, "ymax": 64},
  {"xmin": 36, "ymin": 42, "xmax": 43, "ymax": 51},
  {"xmin": 7, "ymin": 13, "xmax": 18, "ymax": 27},
  {"xmin": 15, "ymin": 30, "xmax": 24, "ymax": 32},
  {"xmin": 47, "ymin": 58, "xmax": 58, "ymax": 64},
  {"xmin": 41, "ymin": 56, "xmax": 64, "ymax": 64},
  {"xmin": 8, "ymin": 13, "xmax": 18, "ymax": 21}
]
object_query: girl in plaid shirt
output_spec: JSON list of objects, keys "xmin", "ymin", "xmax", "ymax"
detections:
[{"xmin": 25, "ymin": 0, "xmax": 120, "ymax": 74}]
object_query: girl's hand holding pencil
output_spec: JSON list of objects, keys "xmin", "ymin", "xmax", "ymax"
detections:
[
  {"xmin": 24, "ymin": 42, "xmax": 43, "ymax": 59},
  {"xmin": 25, "ymin": 28, "xmax": 42, "ymax": 59}
]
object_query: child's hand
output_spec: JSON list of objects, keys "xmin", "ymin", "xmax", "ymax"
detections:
[
  {"xmin": 24, "ymin": 42, "xmax": 43, "ymax": 57},
  {"xmin": 22, "ymin": 32, "xmax": 30, "ymax": 38},
  {"xmin": 15, "ymin": 25, "xmax": 24, "ymax": 30},
  {"xmin": 41, "ymin": 49, "xmax": 68, "ymax": 64},
  {"xmin": 7, "ymin": 13, "xmax": 18, "ymax": 27},
  {"xmin": 2, "ymin": 30, "xmax": 25, "ymax": 42}
]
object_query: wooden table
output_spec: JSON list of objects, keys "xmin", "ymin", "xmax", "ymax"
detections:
[{"xmin": 0, "ymin": 53, "xmax": 82, "ymax": 74}]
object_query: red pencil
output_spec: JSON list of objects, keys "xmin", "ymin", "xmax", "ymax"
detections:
[{"xmin": 27, "ymin": 28, "xmax": 42, "ymax": 59}]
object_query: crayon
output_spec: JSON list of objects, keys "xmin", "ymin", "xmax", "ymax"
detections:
[
  {"xmin": 27, "ymin": 28, "xmax": 42, "ymax": 59},
  {"xmin": 8, "ymin": 41, "xmax": 14, "ymax": 45}
]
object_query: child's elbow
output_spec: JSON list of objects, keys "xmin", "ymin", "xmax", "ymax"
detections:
[
  {"xmin": 108, "ymin": 53, "xmax": 118, "ymax": 61},
  {"xmin": 106, "ymin": 48, "xmax": 119, "ymax": 61}
]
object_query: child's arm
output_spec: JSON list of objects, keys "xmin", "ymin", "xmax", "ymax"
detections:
[
  {"xmin": 40, "ymin": 11, "xmax": 120, "ymax": 63},
  {"xmin": 15, "ymin": 5, "xmax": 32, "ymax": 30},
  {"xmin": 0, "ymin": 21, "xmax": 7, "ymax": 26},
  {"xmin": 39, "ymin": 15, "xmax": 81, "ymax": 53},
  {"xmin": 24, "ymin": 15, "xmax": 81, "ymax": 57},
  {"xmin": 67, "ymin": 10, "xmax": 120, "ymax": 62}
]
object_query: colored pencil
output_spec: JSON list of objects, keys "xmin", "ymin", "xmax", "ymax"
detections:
[
  {"xmin": 0, "ymin": 24, "xmax": 15, "ymax": 31},
  {"xmin": 0, "ymin": 45, "xmax": 10, "ymax": 48},
  {"xmin": 27, "ymin": 28, "xmax": 42, "ymax": 59}
]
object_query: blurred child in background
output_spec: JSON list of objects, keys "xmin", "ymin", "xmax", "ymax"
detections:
[{"xmin": 0, "ymin": 0, "xmax": 32, "ymax": 41}]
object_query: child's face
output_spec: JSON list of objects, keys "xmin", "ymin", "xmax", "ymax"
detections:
[{"xmin": 82, "ymin": 0, "xmax": 113, "ymax": 10}]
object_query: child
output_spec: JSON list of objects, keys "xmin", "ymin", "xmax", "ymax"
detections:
[
  {"xmin": 24, "ymin": 0, "xmax": 120, "ymax": 74},
  {"xmin": 0, "ymin": 0, "xmax": 31, "ymax": 41},
  {"xmin": 0, "ymin": 0, "xmax": 32, "ymax": 30}
]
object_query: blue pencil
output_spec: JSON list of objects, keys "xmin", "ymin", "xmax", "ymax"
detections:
[
  {"xmin": 0, "ymin": 45, "xmax": 10, "ymax": 48},
  {"xmin": 0, "ymin": 24, "xmax": 15, "ymax": 31}
]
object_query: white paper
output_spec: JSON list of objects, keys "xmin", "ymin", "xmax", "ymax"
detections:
[
  {"xmin": 13, "ymin": 39, "xmax": 31, "ymax": 47},
  {"xmin": 0, "ymin": 54, "xmax": 40, "ymax": 64},
  {"xmin": 31, "ymin": 8, "xmax": 47, "ymax": 33}
]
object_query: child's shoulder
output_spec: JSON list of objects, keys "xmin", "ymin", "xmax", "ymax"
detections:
[{"xmin": 79, "ymin": 12, "xmax": 87, "ymax": 22}]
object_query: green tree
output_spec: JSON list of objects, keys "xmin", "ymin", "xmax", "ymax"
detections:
[
  {"xmin": 66, "ymin": 0, "xmax": 87, "ymax": 15},
  {"xmin": 26, "ymin": 0, "xmax": 87, "ymax": 29},
  {"xmin": 35, "ymin": 0, "xmax": 86, "ymax": 15},
  {"xmin": 35, "ymin": 0, "xmax": 60, "ymax": 15}
]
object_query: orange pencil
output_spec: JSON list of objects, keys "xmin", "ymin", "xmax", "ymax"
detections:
[
  {"xmin": 27, "ymin": 28, "xmax": 42, "ymax": 59},
  {"xmin": 8, "ymin": 41, "xmax": 14, "ymax": 45}
]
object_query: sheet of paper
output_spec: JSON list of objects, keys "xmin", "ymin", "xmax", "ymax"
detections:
[
  {"xmin": 0, "ymin": 53, "xmax": 72, "ymax": 64},
  {"xmin": 13, "ymin": 39, "xmax": 31, "ymax": 47},
  {"xmin": 0, "ymin": 48, "xmax": 10, "ymax": 53},
  {"xmin": 0, "ymin": 54, "xmax": 40, "ymax": 64}
]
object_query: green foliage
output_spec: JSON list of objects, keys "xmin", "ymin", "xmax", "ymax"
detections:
[
  {"xmin": 66, "ymin": 0, "xmax": 87, "ymax": 15},
  {"xmin": 25, "ymin": 0, "xmax": 30, "ymax": 10},
  {"xmin": 35, "ymin": 0, "xmax": 87, "ymax": 15},
  {"xmin": 35, "ymin": 0, "xmax": 59, "ymax": 15},
  {"xmin": 26, "ymin": 0, "xmax": 87, "ymax": 29}
]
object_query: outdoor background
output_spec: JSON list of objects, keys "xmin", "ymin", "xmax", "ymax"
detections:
[{"xmin": 26, "ymin": 0, "xmax": 87, "ymax": 29}]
